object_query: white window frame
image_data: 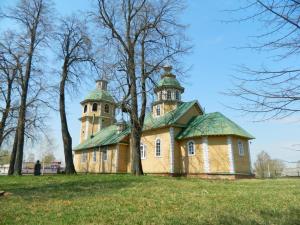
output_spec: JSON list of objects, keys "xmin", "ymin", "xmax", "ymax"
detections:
[
  {"xmin": 102, "ymin": 147, "xmax": 108, "ymax": 161},
  {"xmin": 155, "ymin": 138, "xmax": 162, "ymax": 157},
  {"xmin": 175, "ymin": 91, "xmax": 180, "ymax": 100},
  {"xmin": 140, "ymin": 143, "xmax": 146, "ymax": 159},
  {"xmin": 187, "ymin": 140, "xmax": 195, "ymax": 156},
  {"xmin": 238, "ymin": 140, "xmax": 244, "ymax": 156},
  {"xmin": 81, "ymin": 152, "xmax": 87, "ymax": 163},
  {"xmin": 167, "ymin": 90, "xmax": 172, "ymax": 100},
  {"xmin": 93, "ymin": 149, "xmax": 97, "ymax": 162},
  {"xmin": 156, "ymin": 105, "xmax": 161, "ymax": 116}
]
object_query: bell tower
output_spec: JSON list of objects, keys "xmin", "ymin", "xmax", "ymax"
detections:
[
  {"xmin": 79, "ymin": 79, "xmax": 116, "ymax": 143},
  {"xmin": 152, "ymin": 65, "xmax": 184, "ymax": 117}
]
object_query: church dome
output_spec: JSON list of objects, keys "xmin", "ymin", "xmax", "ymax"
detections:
[
  {"xmin": 81, "ymin": 80, "xmax": 115, "ymax": 104},
  {"xmin": 154, "ymin": 65, "xmax": 184, "ymax": 93}
]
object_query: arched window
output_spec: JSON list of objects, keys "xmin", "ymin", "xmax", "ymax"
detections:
[
  {"xmin": 175, "ymin": 91, "xmax": 180, "ymax": 100},
  {"xmin": 84, "ymin": 105, "xmax": 87, "ymax": 113},
  {"xmin": 81, "ymin": 152, "xmax": 87, "ymax": 163},
  {"xmin": 104, "ymin": 104, "xmax": 109, "ymax": 113},
  {"xmin": 93, "ymin": 149, "xmax": 97, "ymax": 162},
  {"xmin": 238, "ymin": 140, "xmax": 244, "ymax": 156},
  {"xmin": 92, "ymin": 103, "xmax": 98, "ymax": 112},
  {"xmin": 102, "ymin": 147, "xmax": 108, "ymax": 161},
  {"xmin": 155, "ymin": 139, "xmax": 161, "ymax": 157},
  {"xmin": 188, "ymin": 141, "xmax": 195, "ymax": 156},
  {"xmin": 156, "ymin": 105, "xmax": 161, "ymax": 116},
  {"xmin": 158, "ymin": 92, "xmax": 162, "ymax": 100},
  {"xmin": 167, "ymin": 90, "xmax": 172, "ymax": 100},
  {"xmin": 140, "ymin": 143, "xmax": 146, "ymax": 159}
]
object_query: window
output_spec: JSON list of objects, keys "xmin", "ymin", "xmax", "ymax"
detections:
[
  {"xmin": 156, "ymin": 105, "xmax": 161, "ymax": 116},
  {"xmin": 93, "ymin": 149, "xmax": 97, "ymax": 162},
  {"xmin": 155, "ymin": 139, "xmax": 161, "ymax": 157},
  {"xmin": 92, "ymin": 103, "xmax": 98, "ymax": 112},
  {"xmin": 103, "ymin": 147, "xmax": 108, "ymax": 161},
  {"xmin": 104, "ymin": 104, "xmax": 109, "ymax": 113},
  {"xmin": 140, "ymin": 144, "xmax": 146, "ymax": 159},
  {"xmin": 175, "ymin": 91, "xmax": 180, "ymax": 100},
  {"xmin": 81, "ymin": 152, "xmax": 87, "ymax": 163},
  {"xmin": 238, "ymin": 140, "xmax": 244, "ymax": 156},
  {"xmin": 167, "ymin": 90, "xmax": 171, "ymax": 100},
  {"xmin": 84, "ymin": 105, "xmax": 87, "ymax": 113},
  {"xmin": 188, "ymin": 141, "xmax": 195, "ymax": 156},
  {"xmin": 158, "ymin": 92, "xmax": 162, "ymax": 100}
]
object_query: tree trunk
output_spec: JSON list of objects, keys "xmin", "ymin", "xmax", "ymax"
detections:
[
  {"xmin": 0, "ymin": 79, "xmax": 12, "ymax": 148},
  {"xmin": 128, "ymin": 47, "xmax": 143, "ymax": 176},
  {"xmin": 8, "ymin": 130, "xmax": 18, "ymax": 175},
  {"xmin": 14, "ymin": 45, "xmax": 34, "ymax": 175},
  {"xmin": 13, "ymin": 91, "xmax": 27, "ymax": 175},
  {"xmin": 59, "ymin": 69, "xmax": 76, "ymax": 174},
  {"xmin": 131, "ymin": 127, "xmax": 143, "ymax": 175}
]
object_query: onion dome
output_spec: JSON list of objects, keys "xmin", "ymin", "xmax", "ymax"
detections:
[
  {"xmin": 81, "ymin": 80, "xmax": 115, "ymax": 105},
  {"xmin": 154, "ymin": 65, "xmax": 184, "ymax": 93}
]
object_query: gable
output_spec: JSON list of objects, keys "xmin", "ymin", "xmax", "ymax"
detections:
[{"xmin": 143, "ymin": 101, "xmax": 203, "ymax": 131}]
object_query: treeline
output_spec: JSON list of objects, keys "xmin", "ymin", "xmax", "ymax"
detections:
[{"xmin": 254, "ymin": 151, "xmax": 285, "ymax": 178}]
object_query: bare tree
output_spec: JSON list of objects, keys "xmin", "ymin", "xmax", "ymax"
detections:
[
  {"xmin": 227, "ymin": 1, "xmax": 300, "ymax": 120},
  {"xmin": 1, "ymin": 0, "xmax": 53, "ymax": 175},
  {"xmin": 54, "ymin": 16, "xmax": 95, "ymax": 174},
  {"xmin": 94, "ymin": 0, "xmax": 189, "ymax": 175},
  {"xmin": 0, "ymin": 32, "xmax": 19, "ymax": 149},
  {"xmin": 254, "ymin": 151, "xmax": 271, "ymax": 178}
]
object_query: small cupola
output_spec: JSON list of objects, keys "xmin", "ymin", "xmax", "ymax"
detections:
[
  {"xmin": 96, "ymin": 79, "xmax": 108, "ymax": 91},
  {"xmin": 154, "ymin": 65, "xmax": 184, "ymax": 100},
  {"xmin": 152, "ymin": 64, "xmax": 184, "ymax": 116}
]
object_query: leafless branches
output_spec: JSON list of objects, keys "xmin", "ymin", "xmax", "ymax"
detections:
[
  {"xmin": 54, "ymin": 15, "xmax": 96, "ymax": 174},
  {"xmin": 93, "ymin": 0, "xmax": 190, "ymax": 175},
  {"xmin": 228, "ymin": 0, "xmax": 300, "ymax": 120}
]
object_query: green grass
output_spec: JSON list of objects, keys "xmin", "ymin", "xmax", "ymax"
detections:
[{"xmin": 0, "ymin": 175, "xmax": 299, "ymax": 225}]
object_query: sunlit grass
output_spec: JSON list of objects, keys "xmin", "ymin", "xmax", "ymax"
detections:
[{"xmin": 0, "ymin": 175, "xmax": 299, "ymax": 225}]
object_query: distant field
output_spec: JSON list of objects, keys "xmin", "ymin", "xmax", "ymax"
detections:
[{"xmin": 0, "ymin": 175, "xmax": 299, "ymax": 225}]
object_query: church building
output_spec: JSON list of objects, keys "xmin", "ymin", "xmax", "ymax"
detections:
[{"xmin": 73, "ymin": 65, "xmax": 254, "ymax": 179}]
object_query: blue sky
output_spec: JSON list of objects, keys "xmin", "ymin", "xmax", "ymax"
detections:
[{"xmin": 1, "ymin": 0, "xmax": 299, "ymax": 165}]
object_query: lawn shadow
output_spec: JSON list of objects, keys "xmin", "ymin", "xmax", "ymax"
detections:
[
  {"xmin": 215, "ymin": 207, "xmax": 300, "ymax": 225},
  {"xmin": 1, "ymin": 174, "xmax": 148, "ymax": 202}
]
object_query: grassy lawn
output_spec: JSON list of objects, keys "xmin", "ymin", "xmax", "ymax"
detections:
[{"xmin": 0, "ymin": 175, "xmax": 299, "ymax": 225}]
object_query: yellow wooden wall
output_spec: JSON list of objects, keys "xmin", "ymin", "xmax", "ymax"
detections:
[
  {"xmin": 232, "ymin": 137, "xmax": 251, "ymax": 174},
  {"xmin": 74, "ymin": 145, "xmax": 118, "ymax": 173}
]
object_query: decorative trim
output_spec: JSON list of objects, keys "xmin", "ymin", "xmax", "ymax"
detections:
[
  {"xmin": 202, "ymin": 136, "xmax": 210, "ymax": 173},
  {"xmin": 169, "ymin": 127, "xmax": 175, "ymax": 173},
  {"xmin": 247, "ymin": 141, "xmax": 253, "ymax": 174},
  {"xmin": 115, "ymin": 144, "xmax": 119, "ymax": 173},
  {"xmin": 79, "ymin": 122, "xmax": 83, "ymax": 143},
  {"xmin": 84, "ymin": 119, "xmax": 88, "ymax": 140},
  {"xmin": 227, "ymin": 136, "xmax": 235, "ymax": 174}
]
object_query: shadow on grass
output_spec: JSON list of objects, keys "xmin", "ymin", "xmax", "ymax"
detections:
[
  {"xmin": 214, "ymin": 208, "xmax": 300, "ymax": 225},
  {"xmin": 0, "ymin": 174, "xmax": 148, "ymax": 201}
]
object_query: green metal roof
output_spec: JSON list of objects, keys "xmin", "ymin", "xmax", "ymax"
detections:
[
  {"xmin": 177, "ymin": 112, "xmax": 255, "ymax": 140},
  {"xmin": 82, "ymin": 89, "xmax": 115, "ymax": 104},
  {"xmin": 143, "ymin": 101, "xmax": 201, "ymax": 130},
  {"xmin": 155, "ymin": 75, "xmax": 184, "ymax": 91},
  {"xmin": 73, "ymin": 124, "xmax": 130, "ymax": 151},
  {"xmin": 74, "ymin": 101, "xmax": 200, "ymax": 151}
]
